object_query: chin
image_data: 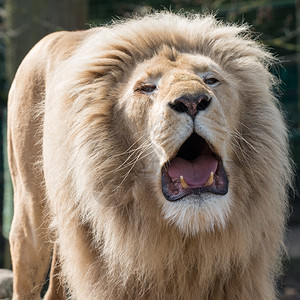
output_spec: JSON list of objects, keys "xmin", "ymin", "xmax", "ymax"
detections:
[{"xmin": 161, "ymin": 193, "xmax": 232, "ymax": 235}]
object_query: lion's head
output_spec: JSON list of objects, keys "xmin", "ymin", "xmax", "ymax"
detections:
[
  {"xmin": 41, "ymin": 12, "xmax": 292, "ymax": 298},
  {"xmin": 118, "ymin": 48, "xmax": 232, "ymax": 234}
]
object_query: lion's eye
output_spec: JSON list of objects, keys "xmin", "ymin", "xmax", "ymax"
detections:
[
  {"xmin": 135, "ymin": 83, "xmax": 157, "ymax": 94},
  {"xmin": 203, "ymin": 77, "xmax": 219, "ymax": 86},
  {"xmin": 140, "ymin": 83, "xmax": 157, "ymax": 94}
]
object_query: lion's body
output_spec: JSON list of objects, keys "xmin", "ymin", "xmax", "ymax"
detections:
[{"xmin": 8, "ymin": 13, "xmax": 292, "ymax": 300}]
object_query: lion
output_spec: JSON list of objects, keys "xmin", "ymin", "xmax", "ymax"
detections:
[{"xmin": 7, "ymin": 12, "xmax": 292, "ymax": 300}]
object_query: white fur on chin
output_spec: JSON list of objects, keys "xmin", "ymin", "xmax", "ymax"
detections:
[{"xmin": 162, "ymin": 193, "xmax": 232, "ymax": 235}]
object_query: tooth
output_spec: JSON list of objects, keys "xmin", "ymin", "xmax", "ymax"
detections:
[
  {"xmin": 205, "ymin": 172, "xmax": 214, "ymax": 186},
  {"xmin": 180, "ymin": 175, "xmax": 190, "ymax": 189}
]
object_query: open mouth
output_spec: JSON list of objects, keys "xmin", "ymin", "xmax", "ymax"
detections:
[{"xmin": 161, "ymin": 132, "xmax": 228, "ymax": 201}]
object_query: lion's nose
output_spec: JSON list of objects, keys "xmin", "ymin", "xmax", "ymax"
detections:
[{"xmin": 169, "ymin": 94, "xmax": 212, "ymax": 118}]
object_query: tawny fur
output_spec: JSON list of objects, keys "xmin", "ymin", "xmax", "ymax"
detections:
[{"xmin": 8, "ymin": 12, "xmax": 292, "ymax": 300}]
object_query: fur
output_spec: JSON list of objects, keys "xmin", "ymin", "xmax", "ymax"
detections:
[{"xmin": 8, "ymin": 12, "xmax": 292, "ymax": 299}]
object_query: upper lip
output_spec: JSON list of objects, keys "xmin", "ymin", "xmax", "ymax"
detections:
[{"xmin": 161, "ymin": 132, "xmax": 229, "ymax": 201}]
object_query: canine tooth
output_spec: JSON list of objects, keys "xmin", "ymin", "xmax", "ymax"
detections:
[
  {"xmin": 205, "ymin": 172, "xmax": 214, "ymax": 186},
  {"xmin": 180, "ymin": 176, "xmax": 189, "ymax": 189}
]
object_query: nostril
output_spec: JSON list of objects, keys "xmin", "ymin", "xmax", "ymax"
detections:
[
  {"xmin": 169, "ymin": 94, "xmax": 212, "ymax": 118},
  {"xmin": 196, "ymin": 99, "xmax": 211, "ymax": 111},
  {"xmin": 169, "ymin": 102, "xmax": 189, "ymax": 113},
  {"xmin": 198, "ymin": 94, "xmax": 209, "ymax": 103}
]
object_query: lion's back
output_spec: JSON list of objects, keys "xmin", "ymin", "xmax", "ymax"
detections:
[{"xmin": 7, "ymin": 30, "xmax": 93, "ymax": 189}]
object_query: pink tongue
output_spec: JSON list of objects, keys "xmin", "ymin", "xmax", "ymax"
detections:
[{"xmin": 167, "ymin": 155, "xmax": 218, "ymax": 187}]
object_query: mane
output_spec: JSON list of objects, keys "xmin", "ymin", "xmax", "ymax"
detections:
[
  {"xmin": 45, "ymin": 12, "xmax": 293, "ymax": 299},
  {"xmin": 59, "ymin": 12, "xmax": 275, "ymax": 94}
]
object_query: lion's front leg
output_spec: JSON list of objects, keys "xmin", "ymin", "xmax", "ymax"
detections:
[
  {"xmin": 9, "ymin": 194, "xmax": 51, "ymax": 300},
  {"xmin": 43, "ymin": 244, "xmax": 65, "ymax": 300},
  {"xmin": 53, "ymin": 217, "xmax": 104, "ymax": 300}
]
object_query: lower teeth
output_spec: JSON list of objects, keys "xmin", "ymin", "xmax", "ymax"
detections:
[
  {"xmin": 179, "ymin": 172, "xmax": 214, "ymax": 189},
  {"xmin": 180, "ymin": 175, "xmax": 189, "ymax": 189},
  {"xmin": 205, "ymin": 172, "xmax": 214, "ymax": 186}
]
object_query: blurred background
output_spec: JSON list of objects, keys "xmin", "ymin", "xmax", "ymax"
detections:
[{"xmin": 0, "ymin": 0, "xmax": 299, "ymax": 299}]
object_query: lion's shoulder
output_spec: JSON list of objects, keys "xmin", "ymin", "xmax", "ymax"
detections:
[
  {"xmin": 8, "ymin": 28, "xmax": 100, "ymax": 115},
  {"xmin": 16, "ymin": 29, "xmax": 94, "ymax": 80}
]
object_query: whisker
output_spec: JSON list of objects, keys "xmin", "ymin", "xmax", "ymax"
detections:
[
  {"xmin": 103, "ymin": 143, "xmax": 152, "ymax": 176},
  {"xmin": 231, "ymin": 130, "xmax": 259, "ymax": 154},
  {"xmin": 113, "ymin": 149, "xmax": 155, "ymax": 193}
]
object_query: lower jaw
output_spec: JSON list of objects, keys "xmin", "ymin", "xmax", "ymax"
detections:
[{"xmin": 161, "ymin": 162, "xmax": 229, "ymax": 202}]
